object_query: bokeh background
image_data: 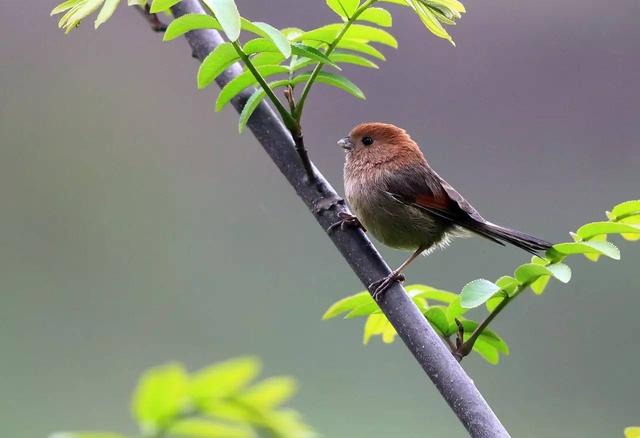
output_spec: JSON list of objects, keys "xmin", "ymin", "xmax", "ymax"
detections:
[{"xmin": 1, "ymin": 0, "xmax": 639, "ymax": 436}]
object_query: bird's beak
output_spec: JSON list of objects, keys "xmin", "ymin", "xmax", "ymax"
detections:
[{"xmin": 337, "ymin": 136, "xmax": 354, "ymax": 151}]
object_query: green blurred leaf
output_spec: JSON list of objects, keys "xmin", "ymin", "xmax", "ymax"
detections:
[
  {"xmin": 619, "ymin": 215, "xmax": 640, "ymax": 241},
  {"xmin": 240, "ymin": 376, "xmax": 297, "ymax": 408},
  {"xmin": 197, "ymin": 42, "xmax": 240, "ymax": 89},
  {"xmin": 190, "ymin": 357, "xmax": 261, "ymax": 405},
  {"xmin": 575, "ymin": 221, "xmax": 640, "ymax": 240},
  {"xmin": 163, "ymin": 13, "xmax": 222, "ymax": 41},
  {"xmin": 216, "ymin": 65, "xmax": 288, "ymax": 111},
  {"xmin": 344, "ymin": 301, "xmax": 380, "ymax": 318},
  {"xmin": 425, "ymin": 307, "xmax": 450, "ymax": 335},
  {"xmin": 357, "ymin": 7, "xmax": 393, "ymax": 27},
  {"xmin": 608, "ymin": 200, "xmax": 640, "ymax": 221},
  {"xmin": 201, "ymin": 0, "xmax": 241, "ymax": 41},
  {"xmin": 131, "ymin": 363, "xmax": 189, "ymax": 431},
  {"xmin": 408, "ymin": 0, "xmax": 454, "ymax": 45},
  {"xmin": 329, "ymin": 52, "xmax": 379, "ymax": 68},
  {"xmin": 446, "ymin": 297, "xmax": 466, "ymax": 319},
  {"xmin": 322, "ymin": 291, "xmax": 373, "ymax": 319},
  {"xmin": 168, "ymin": 419, "xmax": 252, "ymax": 438},
  {"xmin": 294, "ymin": 71, "xmax": 365, "ymax": 99},
  {"xmin": 335, "ymin": 40, "xmax": 386, "ymax": 60},
  {"xmin": 55, "ymin": 0, "xmax": 104, "ymax": 33},
  {"xmin": 485, "ymin": 292, "xmax": 507, "ymax": 313},
  {"xmin": 460, "ymin": 279, "xmax": 500, "ymax": 309},
  {"xmin": 150, "ymin": 0, "xmax": 179, "ymax": 13},
  {"xmin": 552, "ymin": 241, "xmax": 621, "ymax": 260},
  {"xmin": 625, "ymin": 427, "xmax": 640, "ymax": 438},
  {"xmin": 252, "ymin": 22, "xmax": 291, "ymax": 57},
  {"xmin": 326, "ymin": 0, "xmax": 360, "ymax": 18},
  {"xmin": 364, "ymin": 314, "xmax": 388, "ymax": 344},
  {"xmin": 95, "ymin": 0, "xmax": 120, "ymax": 28},
  {"xmin": 51, "ymin": 0, "xmax": 84, "ymax": 16},
  {"xmin": 49, "ymin": 433, "xmax": 127, "ymax": 438}
]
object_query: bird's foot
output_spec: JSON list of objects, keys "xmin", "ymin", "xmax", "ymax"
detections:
[
  {"xmin": 327, "ymin": 212, "xmax": 366, "ymax": 233},
  {"xmin": 369, "ymin": 272, "xmax": 405, "ymax": 301}
]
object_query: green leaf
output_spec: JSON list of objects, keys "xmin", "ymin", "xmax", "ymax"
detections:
[
  {"xmin": 485, "ymin": 292, "xmax": 507, "ymax": 313},
  {"xmin": 363, "ymin": 314, "xmax": 396, "ymax": 344},
  {"xmin": 252, "ymin": 22, "xmax": 291, "ymax": 58},
  {"xmin": 149, "ymin": 0, "xmax": 179, "ymax": 13},
  {"xmin": 95, "ymin": 0, "xmax": 120, "ymax": 28},
  {"xmin": 625, "ymin": 427, "xmax": 640, "ymax": 438},
  {"xmin": 446, "ymin": 297, "xmax": 466, "ymax": 319},
  {"xmin": 552, "ymin": 241, "xmax": 621, "ymax": 260},
  {"xmin": 619, "ymin": 215, "xmax": 640, "ymax": 241},
  {"xmin": 251, "ymin": 52, "xmax": 286, "ymax": 66},
  {"xmin": 515, "ymin": 262, "xmax": 571, "ymax": 285},
  {"xmin": 545, "ymin": 263, "xmax": 572, "ymax": 283},
  {"xmin": 406, "ymin": 284, "xmax": 458, "ymax": 304},
  {"xmin": 243, "ymin": 38, "xmax": 278, "ymax": 55},
  {"xmin": 131, "ymin": 363, "xmax": 189, "ymax": 431},
  {"xmin": 495, "ymin": 276, "xmax": 518, "ymax": 296},
  {"xmin": 425, "ymin": 307, "xmax": 450, "ymax": 335},
  {"xmin": 51, "ymin": 0, "xmax": 83, "ymax": 16},
  {"xmin": 201, "ymin": 0, "xmax": 241, "ymax": 41},
  {"xmin": 530, "ymin": 275, "xmax": 550, "ymax": 295},
  {"xmin": 336, "ymin": 40, "xmax": 386, "ymax": 60},
  {"xmin": 297, "ymin": 24, "xmax": 398, "ymax": 48},
  {"xmin": 409, "ymin": 0, "xmax": 454, "ymax": 45},
  {"xmin": 472, "ymin": 337, "xmax": 500, "ymax": 365},
  {"xmin": 163, "ymin": 13, "xmax": 222, "ymax": 41},
  {"xmin": 291, "ymin": 44, "xmax": 341, "ymax": 69},
  {"xmin": 357, "ymin": 7, "xmax": 393, "ymax": 27},
  {"xmin": 240, "ymin": 376, "xmax": 297, "ymax": 408},
  {"xmin": 575, "ymin": 221, "xmax": 640, "ymax": 240},
  {"xmin": 329, "ymin": 52, "xmax": 379, "ymax": 68},
  {"xmin": 197, "ymin": 42, "xmax": 239, "ymax": 89},
  {"xmin": 216, "ymin": 65, "xmax": 288, "ymax": 111},
  {"xmin": 326, "ymin": 0, "xmax": 360, "ymax": 18},
  {"xmin": 322, "ymin": 291, "xmax": 373, "ymax": 319},
  {"xmin": 294, "ymin": 71, "xmax": 365, "ymax": 99},
  {"xmin": 608, "ymin": 200, "xmax": 640, "ymax": 221},
  {"xmin": 49, "ymin": 433, "xmax": 127, "ymax": 438},
  {"xmin": 168, "ymin": 419, "xmax": 252, "ymax": 438},
  {"xmin": 190, "ymin": 357, "xmax": 261, "ymax": 405},
  {"xmin": 238, "ymin": 80, "xmax": 289, "ymax": 133},
  {"xmin": 345, "ymin": 301, "xmax": 380, "ymax": 318},
  {"xmin": 460, "ymin": 279, "xmax": 500, "ymax": 309}
]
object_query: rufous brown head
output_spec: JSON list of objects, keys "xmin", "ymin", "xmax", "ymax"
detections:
[{"xmin": 338, "ymin": 122, "xmax": 425, "ymax": 167}]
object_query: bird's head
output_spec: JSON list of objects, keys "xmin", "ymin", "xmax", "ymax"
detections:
[{"xmin": 338, "ymin": 122, "xmax": 424, "ymax": 167}]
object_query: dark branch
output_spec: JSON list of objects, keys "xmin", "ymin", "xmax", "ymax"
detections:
[
  {"xmin": 135, "ymin": 4, "xmax": 167, "ymax": 32},
  {"xmin": 159, "ymin": 2, "xmax": 510, "ymax": 436}
]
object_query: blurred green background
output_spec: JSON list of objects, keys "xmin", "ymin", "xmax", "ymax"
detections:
[{"xmin": 1, "ymin": 1, "xmax": 639, "ymax": 436}]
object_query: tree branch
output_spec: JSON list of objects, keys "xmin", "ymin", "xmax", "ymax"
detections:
[{"xmin": 161, "ymin": 1, "xmax": 510, "ymax": 436}]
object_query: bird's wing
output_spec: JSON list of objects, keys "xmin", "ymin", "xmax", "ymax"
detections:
[{"xmin": 383, "ymin": 165, "xmax": 504, "ymax": 245}]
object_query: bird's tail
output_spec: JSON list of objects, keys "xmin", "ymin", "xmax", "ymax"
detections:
[{"xmin": 475, "ymin": 222, "xmax": 553, "ymax": 255}]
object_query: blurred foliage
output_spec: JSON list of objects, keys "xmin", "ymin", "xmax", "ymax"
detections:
[
  {"xmin": 626, "ymin": 427, "xmax": 640, "ymax": 438},
  {"xmin": 325, "ymin": 200, "xmax": 640, "ymax": 364},
  {"xmin": 50, "ymin": 357, "xmax": 314, "ymax": 438}
]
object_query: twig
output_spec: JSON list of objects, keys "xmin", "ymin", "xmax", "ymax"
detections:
[
  {"xmin": 145, "ymin": 2, "xmax": 511, "ymax": 436},
  {"xmin": 135, "ymin": 4, "xmax": 167, "ymax": 32}
]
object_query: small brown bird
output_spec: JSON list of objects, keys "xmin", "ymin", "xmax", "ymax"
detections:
[{"xmin": 336, "ymin": 122, "xmax": 552, "ymax": 297}]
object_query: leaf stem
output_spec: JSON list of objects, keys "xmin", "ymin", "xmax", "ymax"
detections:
[
  {"xmin": 231, "ymin": 41, "xmax": 297, "ymax": 132},
  {"xmin": 294, "ymin": 0, "xmax": 378, "ymax": 121},
  {"xmin": 455, "ymin": 287, "xmax": 525, "ymax": 360}
]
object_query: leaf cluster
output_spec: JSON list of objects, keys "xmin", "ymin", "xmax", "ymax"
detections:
[
  {"xmin": 325, "ymin": 200, "xmax": 640, "ymax": 365},
  {"xmin": 50, "ymin": 357, "xmax": 314, "ymax": 438}
]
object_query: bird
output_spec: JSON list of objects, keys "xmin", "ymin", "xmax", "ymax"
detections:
[{"xmin": 334, "ymin": 122, "xmax": 552, "ymax": 298}]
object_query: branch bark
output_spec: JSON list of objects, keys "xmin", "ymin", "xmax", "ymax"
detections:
[{"xmin": 165, "ymin": 1, "xmax": 510, "ymax": 436}]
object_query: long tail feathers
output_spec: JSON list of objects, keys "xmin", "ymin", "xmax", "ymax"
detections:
[{"xmin": 474, "ymin": 222, "xmax": 552, "ymax": 255}]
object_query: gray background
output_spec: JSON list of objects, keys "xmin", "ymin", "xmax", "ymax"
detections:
[{"xmin": 1, "ymin": 0, "xmax": 639, "ymax": 436}]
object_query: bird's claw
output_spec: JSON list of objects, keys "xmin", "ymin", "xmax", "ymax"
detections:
[
  {"xmin": 369, "ymin": 272, "xmax": 405, "ymax": 300},
  {"xmin": 327, "ymin": 212, "xmax": 366, "ymax": 233}
]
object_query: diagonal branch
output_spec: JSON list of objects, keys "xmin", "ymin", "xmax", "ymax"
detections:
[{"xmin": 159, "ymin": 1, "xmax": 510, "ymax": 436}]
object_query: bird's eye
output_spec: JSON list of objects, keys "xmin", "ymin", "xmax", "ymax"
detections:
[{"xmin": 362, "ymin": 136, "xmax": 374, "ymax": 146}]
